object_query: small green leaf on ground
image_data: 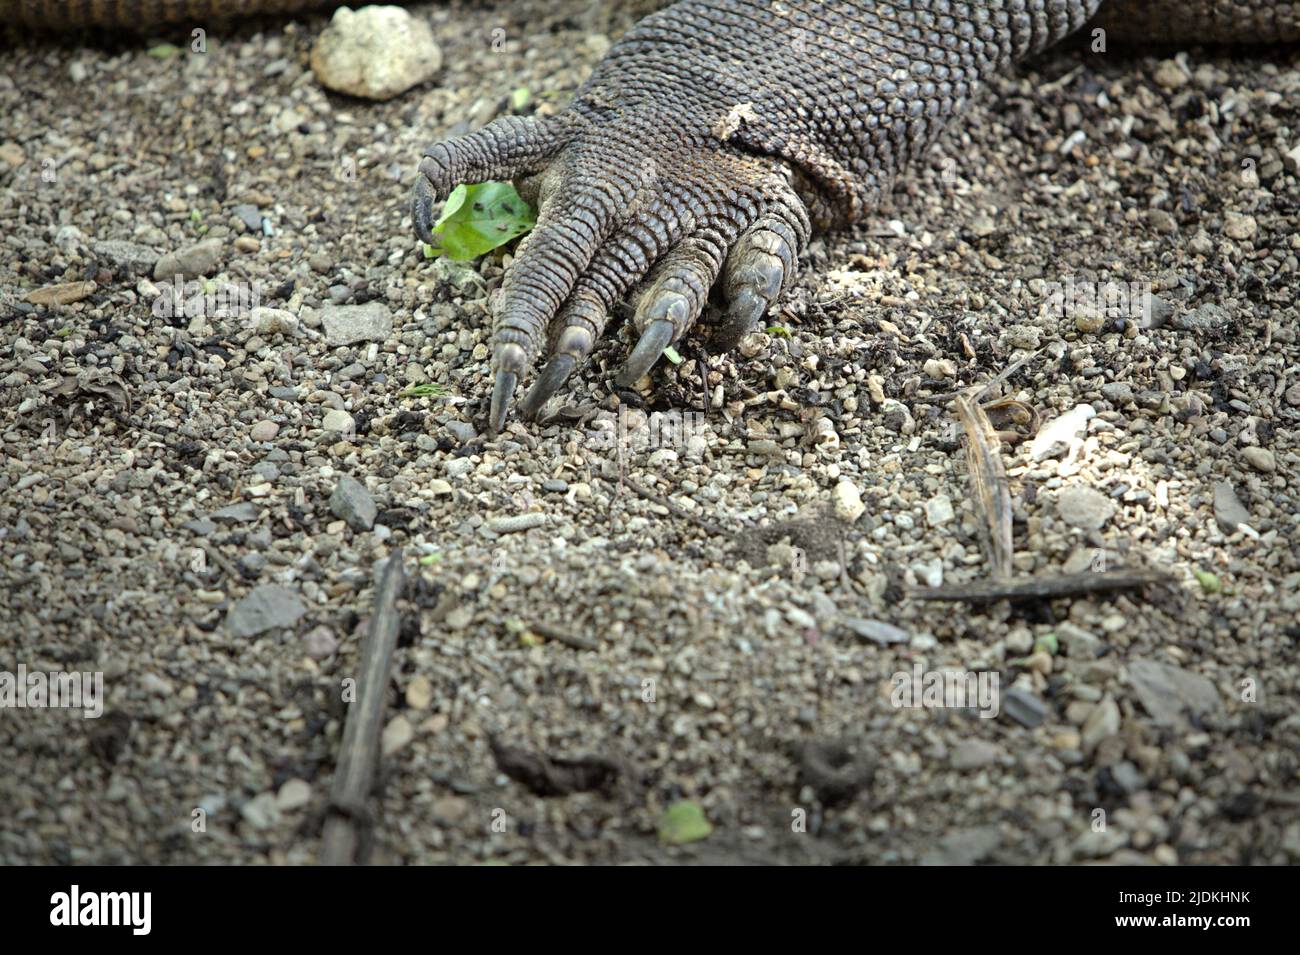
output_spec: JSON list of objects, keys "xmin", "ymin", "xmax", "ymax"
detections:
[
  {"xmin": 400, "ymin": 383, "xmax": 450, "ymax": 399},
  {"xmin": 662, "ymin": 346, "xmax": 683, "ymax": 365},
  {"xmin": 418, "ymin": 553, "xmax": 442, "ymax": 566},
  {"xmin": 1034, "ymin": 633, "xmax": 1059, "ymax": 656},
  {"xmin": 1193, "ymin": 569, "xmax": 1221, "ymax": 594},
  {"xmin": 147, "ymin": 43, "xmax": 182, "ymax": 58},
  {"xmin": 422, "ymin": 181, "xmax": 535, "ymax": 261},
  {"xmin": 658, "ymin": 800, "xmax": 712, "ymax": 845},
  {"xmin": 510, "ymin": 87, "xmax": 531, "ymax": 112},
  {"xmin": 765, "ymin": 325, "xmax": 791, "ymax": 337}
]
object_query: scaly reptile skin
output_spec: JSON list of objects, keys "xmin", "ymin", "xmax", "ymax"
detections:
[
  {"xmin": 10, "ymin": 2, "xmax": 1298, "ymax": 430},
  {"xmin": 409, "ymin": 0, "xmax": 1299, "ymax": 429}
]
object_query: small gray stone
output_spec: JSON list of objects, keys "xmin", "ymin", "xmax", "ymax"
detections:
[
  {"xmin": 1002, "ymin": 324, "xmax": 1042, "ymax": 350},
  {"xmin": 1100, "ymin": 381, "xmax": 1134, "ymax": 406},
  {"xmin": 183, "ymin": 517, "xmax": 216, "ymax": 536},
  {"xmin": 925, "ymin": 494, "xmax": 955, "ymax": 526},
  {"xmin": 227, "ymin": 585, "xmax": 307, "ymax": 638},
  {"xmin": 92, "ymin": 239, "xmax": 159, "ymax": 275},
  {"xmin": 1110, "ymin": 761, "xmax": 1145, "ymax": 794},
  {"xmin": 1223, "ymin": 212, "xmax": 1257, "ymax": 240},
  {"xmin": 1003, "ymin": 688, "xmax": 1048, "ymax": 728},
  {"xmin": 1174, "ymin": 302, "xmax": 1230, "ymax": 333},
  {"xmin": 1212, "ymin": 480, "xmax": 1251, "ymax": 533},
  {"xmin": 444, "ymin": 457, "xmax": 474, "ymax": 478},
  {"xmin": 1147, "ymin": 208, "xmax": 1177, "ymax": 234},
  {"xmin": 250, "ymin": 420, "xmax": 279, "ymax": 442},
  {"xmin": 1081, "ymin": 697, "xmax": 1120, "ymax": 752},
  {"xmin": 1128, "ymin": 659, "xmax": 1222, "ymax": 728},
  {"xmin": 250, "ymin": 306, "xmax": 297, "ymax": 336},
  {"xmin": 231, "ymin": 204, "xmax": 263, "ymax": 232},
  {"xmin": 1153, "ymin": 58, "xmax": 1189, "ymax": 89},
  {"xmin": 276, "ymin": 779, "xmax": 313, "ymax": 812},
  {"xmin": 951, "ymin": 739, "xmax": 1001, "ymax": 770},
  {"xmin": 211, "ymin": 502, "xmax": 261, "ymax": 524},
  {"xmin": 322, "ymin": 409, "xmax": 356, "ymax": 434},
  {"xmin": 444, "ymin": 419, "xmax": 477, "ymax": 444},
  {"xmin": 304, "ymin": 625, "xmax": 339, "ymax": 660},
  {"xmin": 154, "ymin": 238, "xmax": 225, "ymax": 281},
  {"xmin": 1141, "ymin": 294, "xmax": 1174, "ymax": 329},
  {"xmin": 320, "ymin": 302, "xmax": 393, "ymax": 345},
  {"xmin": 1056, "ymin": 486, "xmax": 1115, "ymax": 531},
  {"xmin": 489, "ymin": 513, "xmax": 547, "ymax": 534},
  {"xmin": 842, "ymin": 617, "xmax": 909, "ymax": 645},
  {"xmin": 1242, "ymin": 446, "xmax": 1276, "ymax": 473},
  {"xmin": 920, "ymin": 826, "xmax": 1001, "ymax": 865},
  {"xmin": 1056, "ymin": 622, "xmax": 1102, "ymax": 658},
  {"xmin": 336, "ymin": 362, "xmax": 367, "ymax": 381},
  {"xmin": 330, "ymin": 474, "xmax": 377, "ymax": 531},
  {"xmin": 240, "ymin": 793, "xmax": 281, "ymax": 830}
]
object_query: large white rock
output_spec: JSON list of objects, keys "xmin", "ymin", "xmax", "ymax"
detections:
[{"xmin": 310, "ymin": 6, "xmax": 442, "ymax": 101}]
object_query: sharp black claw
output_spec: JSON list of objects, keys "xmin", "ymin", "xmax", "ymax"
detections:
[
  {"xmin": 489, "ymin": 370, "xmax": 517, "ymax": 433},
  {"xmin": 490, "ymin": 341, "xmax": 529, "ymax": 432},
  {"xmin": 519, "ymin": 354, "xmax": 576, "ymax": 419},
  {"xmin": 412, "ymin": 178, "xmax": 437, "ymax": 246},
  {"xmin": 615, "ymin": 319, "xmax": 675, "ymax": 388},
  {"xmin": 713, "ymin": 288, "xmax": 767, "ymax": 351}
]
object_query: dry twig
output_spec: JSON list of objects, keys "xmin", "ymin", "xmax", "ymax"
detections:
[{"xmin": 320, "ymin": 549, "xmax": 406, "ymax": 866}]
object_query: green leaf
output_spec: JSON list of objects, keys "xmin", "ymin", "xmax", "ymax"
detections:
[
  {"xmin": 510, "ymin": 87, "xmax": 531, "ymax": 112},
  {"xmin": 662, "ymin": 346, "xmax": 683, "ymax": 365},
  {"xmin": 435, "ymin": 183, "xmax": 469, "ymax": 228},
  {"xmin": 400, "ymin": 383, "xmax": 450, "ymax": 399},
  {"xmin": 147, "ymin": 43, "xmax": 181, "ymax": 58},
  {"xmin": 765, "ymin": 325, "xmax": 791, "ymax": 338},
  {"xmin": 1034, "ymin": 633, "xmax": 1059, "ymax": 656},
  {"xmin": 418, "ymin": 553, "xmax": 442, "ymax": 566},
  {"xmin": 1193, "ymin": 569, "xmax": 1221, "ymax": 594},
  {"xmin": 657, "ymin": 800, "xmax": 712, "ymax": 846},
  {"xmin": 422, "ymin": 181, "xmax": 535, "ymax": 262}
]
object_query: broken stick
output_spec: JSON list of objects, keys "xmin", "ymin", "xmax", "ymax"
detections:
[
  {"xmin": 953, "ymin": 391, "xmax": 1015, "ymax": 578},
  {"xmin": 320, "ymin": 548, "xmax": 406, "ymax": 866},
  {"xmin": 911, "ymin": 568, "xmax": 1170, "ymax": 603}
]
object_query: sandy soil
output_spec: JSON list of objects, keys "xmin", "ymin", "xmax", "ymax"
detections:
[{"xmin": 1, "ymin": 2, "xmax": 1298, "ymax": 865}]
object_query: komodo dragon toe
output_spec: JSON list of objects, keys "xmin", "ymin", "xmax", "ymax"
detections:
[{"xmin": 413, "ymin": 103, "xmax": 810, "ymax": 432}]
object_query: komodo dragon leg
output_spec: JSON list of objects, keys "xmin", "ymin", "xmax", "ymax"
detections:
[
  {"xmin": 8, "ymin": 1, "xmax": 1294, "ymax": 431},
  {"xmin": 411, "ymin": 0, "xmax": 1300, "ymax": 431}
]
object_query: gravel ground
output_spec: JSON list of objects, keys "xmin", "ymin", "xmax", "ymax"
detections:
[{"xmin": 2, "ymin": 3, "xmax": 1298, "ymax": 865}]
